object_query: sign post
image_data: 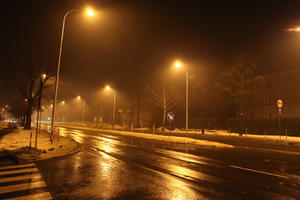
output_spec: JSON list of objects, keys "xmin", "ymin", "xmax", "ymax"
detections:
[{"xmin": 277, "ymin": 99, "xmax": 283, "ymax": 137}]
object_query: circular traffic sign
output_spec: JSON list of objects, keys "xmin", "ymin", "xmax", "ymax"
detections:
[
  {"xmin": 167, "ymin": 112, "xmax": 175, "ymax": 122},
  {"xmin": 277, "ymin": 99, "xmax": 283, "ymax": 108}
]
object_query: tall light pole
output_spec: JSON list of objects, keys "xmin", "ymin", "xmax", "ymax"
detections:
[
  {"xmin": 173, "ymin": 60, "xmax": 189, "ymax": 133},
  {"xmin": 105, "ymin": 85, "xmax": 116, "ymax": 127},
  {"xmin": 35, "ymin": 73, "xmax": 47, "ymax": 148},
  {"xmin": 50, "ymin": 8, "xmax": 95, "ymax": 138},
  {"xmin": 60, "ymin": 101, "xmax": 68, "ymax": 122},
  {"xmin": 76, "ymin": 96, "xmax": 85, "ymax": 123}
]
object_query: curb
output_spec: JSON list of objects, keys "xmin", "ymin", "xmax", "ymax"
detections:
[
  {"xmin": 38, "ymin": 143, "xmax": 84, "ymax": 161},
  {"xmin": 5, "ymin": 137, "xmax": 83, "ymax": 164}
]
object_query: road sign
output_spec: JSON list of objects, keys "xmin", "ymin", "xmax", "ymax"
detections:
[
  {"xmin": 277, "ymin": 99, "xmax": 283, "ymax": 108},
  {"xmin": 167, "ymin": 112, "xmax": 175, "ymax": 122}
]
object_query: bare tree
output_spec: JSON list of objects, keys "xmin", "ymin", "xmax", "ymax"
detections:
[
  {"xmin": 146, "ymin": 75, "xmax": 176, "ymax": 131},
  {"xmin": 19, "ymin": 60, "xmax": 50, "ymax": 130}
]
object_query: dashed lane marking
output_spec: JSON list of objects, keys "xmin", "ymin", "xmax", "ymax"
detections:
[{"xmin": 230, "ymin": 165, "xmax": 289, "ymax": 179}]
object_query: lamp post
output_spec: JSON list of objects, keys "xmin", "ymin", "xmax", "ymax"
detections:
[
  {"xmin": 35, "ymin": 73, "xmax": 47, "ymax": 148},
  {"xmin": 50, "ymin": 8, "xmax": 95, "ymax": 139},
  {"xmin": 60, "ymin": 101, "xmax": 68, "ymax": 122},
  {"xmin": 173, "ymin": 60, "xmax": 189, "ymax": 133},
  {"xmin": 105, "ymin": 85, "xmax": 116, "ymax": 127},
  {"xmin": 76, "ymin": 96, "xmax": 85, "ymax": 123}
]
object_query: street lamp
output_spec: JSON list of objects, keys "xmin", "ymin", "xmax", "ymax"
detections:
[
  {"xmin": 60, "ymin": 101, "xmax": 68, "ymax": 122},
  {"xmin": 173, "ymin": 60, "xmax": 189, "ymax": 133},
  {"xmin": 287, "ymin": 26, "xmax": 300, "ymax": 32},
  {"xmin": 50, "ymin": 8, "xmax": 95, "ymax": 138},
  {"xmin": 35, "ymin": 73, "xmax": 47, "ymax": 148},
  {"xmin": 105, "ymin": 85, "xmax": 116, "ymax": 127},
  {"xmin": 76, "ymin": 96, "xmax": 85, "ymax": 123},
  {"xmin": 86, "ymin": 8, "xmax": 95, "ymax": 16}
]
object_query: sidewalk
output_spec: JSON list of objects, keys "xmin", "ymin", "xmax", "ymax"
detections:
[
  {"xmin": 0, "ymin": 127, "xmax": 81, "ymax": 163},
  {"xmin": 59, "ymin": 125, "xmax": 300, "ymax": 154}
]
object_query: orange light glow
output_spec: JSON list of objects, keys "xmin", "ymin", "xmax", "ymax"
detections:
[
  {"xmin": 174, "ymin": 60, "xmax": 182, "ymax": 68},
  {"xmin": 41, "ymin": 73, "xmax": 47, "ymax": 81},
  {"xmin": 86, "ymin": 8, "xmax": 94, "ymax": 16},
  {"xmin": 287, "ymin": 27, "xmax": 300, "ymax": 32}
]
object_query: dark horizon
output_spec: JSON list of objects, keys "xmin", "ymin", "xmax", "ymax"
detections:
[{"xmin": 2, "ymin": 0, "xmax": 300, "ymax": 104}]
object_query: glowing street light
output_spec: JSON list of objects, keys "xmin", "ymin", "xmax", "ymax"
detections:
[
  {"xmin": 86, "ymin": 8, "xmax": 95, "ymax": 16},
  {"xmin": 60, "ymin": 101, "xmax": 68, "ymax": 122},
  {"xmin": 41, "ymin": 73, "xmax": 47, "ymax": 81},
  {"xmin": 173, "ymin": 59, "xmax": 189, "ymax": 133},
  {"xmin": 105, "ymin": 85, "xmax": 116, "ymax": 127},
  {"xmin": 75, "ymin": 96, "xmax": 85, "ymax": 122},
  {"xmin": 51, "ymin": 7, "xmax": 95, "ymax": 137},
  {"xmin": 287, "ymin": 26, "xmax": 300, "ymax": 32},
  {"xmin": 174, "ymin": 60, "xmax": 182, "ymax": 68}
]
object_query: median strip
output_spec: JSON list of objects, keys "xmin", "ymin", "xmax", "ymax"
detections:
[{"xmin": 60, "ymin": 126, "xmax": 234, "ymax": 148}]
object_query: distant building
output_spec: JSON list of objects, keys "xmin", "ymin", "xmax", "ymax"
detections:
[{"xmin": 244, "ymin": 68, "xmax": 300, "ymax": 119}]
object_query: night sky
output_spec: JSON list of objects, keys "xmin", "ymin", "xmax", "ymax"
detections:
[{"xmin": 2, "ymin": 0, "xmax": 300, "ymax": 103}]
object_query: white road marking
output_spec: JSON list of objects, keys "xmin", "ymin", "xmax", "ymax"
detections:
[
  {"xmin": 5, "ymin": 191, "xmax": 52, "ymax": 200},
  {"xmin": 0, "ymin": 181, "xmax": 46, "ymax": 194},
  {"xmin": 0, "ymin": 163, "xmax": 53, "ymax": 199},
  {"xmin": 0, "ymin": 174, "xmax": 42, "ymax": 183},
  {"xmin": 0, "ymin": 163, "xmax": 35, "ymax": 170},
  {"xmin": 230, "ymin": 165, "xmax": 289, "ymax": 179},
  {"xmin": 0, "ymin": 168, "xmax": 38, "ymax": 176}
]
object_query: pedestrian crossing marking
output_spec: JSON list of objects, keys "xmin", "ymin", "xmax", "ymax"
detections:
[
  {"xmin": 0, "ymin": 167, "xmax": 38, "ymax": 176},
  {"xmin": 0, "ymin": 163, "xmax": 35, "ymax": 170},
  {"xmin": 0, "ymin": 174, "xmax": 42, "ymax": 183},
  {"xmin": 5, "ymin": 191, "xmax": 52, "ymax": 200},
  {"xmin": 0, "ymin": 181, "xmax": 46, "ymax": 194},
  {"xmin": 0, "ymin": 163, "xmax": 52, "ymax": 199}
]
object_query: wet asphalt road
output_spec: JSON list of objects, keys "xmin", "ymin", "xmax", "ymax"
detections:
[{"xmin": 36, "ymin": 128, "xmax": 300, "ymax": 200}]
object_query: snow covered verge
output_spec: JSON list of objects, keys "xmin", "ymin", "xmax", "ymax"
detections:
[
  {"xmin": 58, "ymin": 125, "xmax": 234, "ymax": 148},
  {"xmin": 57, "ymin": 124, "xmax": 300, "ymax": 153},
  {"xmin": 0, "ymin": 127, "xmax": 82, "ymax": 163}
]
